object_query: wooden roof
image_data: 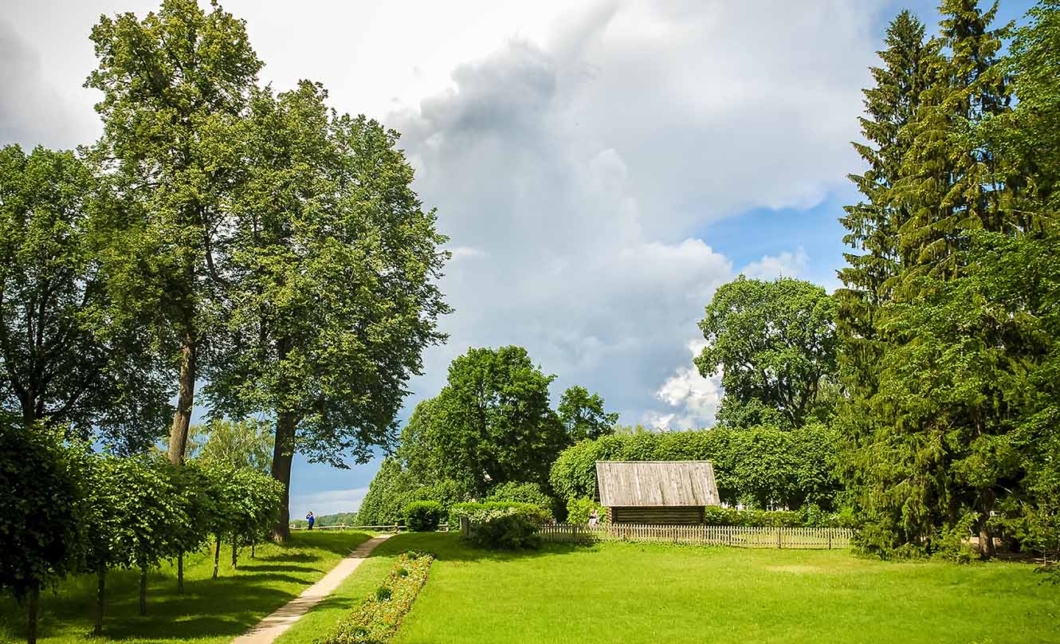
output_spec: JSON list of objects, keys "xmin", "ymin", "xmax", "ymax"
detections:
[{"xmin": 596, "ymin": 461, "xmax": 720, "ymax": 507}]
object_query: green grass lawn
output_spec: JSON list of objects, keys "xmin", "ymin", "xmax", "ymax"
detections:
[
  {"xmin": 282, "ymin": 533, "xmax": 1060, "ymax": 644},
  {"xmin": 0, "ymin": 531, "xmax": 371, "ymax": 644}
]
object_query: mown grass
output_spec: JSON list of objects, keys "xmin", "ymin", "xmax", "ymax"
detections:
[
  {"xmin": 0, "ymin": 531, "xmax": 371, "ymax": 644},
  {"xmin": 283, "ymin": 533, "xmax": 1060, "ymax": 644}
]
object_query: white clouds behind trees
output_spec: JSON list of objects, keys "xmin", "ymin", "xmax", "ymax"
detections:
[{"xmin": 1, "ymin": 0, "xmax": 883, "ymax": 443}]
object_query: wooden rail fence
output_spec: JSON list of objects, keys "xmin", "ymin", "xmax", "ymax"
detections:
[
  {"xmin": 289, "ymin": 523, "xmax": 450, "ymax": 533},
  {"xmin": 537, "ymin": 523, "xmax": 852, "ymax": 549}
]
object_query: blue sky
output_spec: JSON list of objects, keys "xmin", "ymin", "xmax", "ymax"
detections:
[{"xmin": 1, "ymin": 0, "xmax": 1038, "ymax": 517}]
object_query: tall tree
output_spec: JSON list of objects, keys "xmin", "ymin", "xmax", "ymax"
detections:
[
  {"xmin": 836, "ymin": 10, "xmax": 933, "ymax": 389},
  {"xmin": 206, "ymin": 82, "xmax": 449, "ymax": 540},
  {"xmin": 0, "ymin": 145, "xmax": 169, "ymax": 451},
  {"xmin": 695, "ymin": 277, "xmax": 837, "ymax": 429},
  {"xmin": 397, "ymin": 346, "xmax": 567, "ymax": 496},
  {"xmin": 840, "ymin": 2, "xmax": 1026, "ymax": 558},
  {"xmin": 86, "ymin": 0, "xmax": 262, "ymax": 465},
  {"xmin": 557, "ymin": 385, "xmax": 618, "ymax": 442}
]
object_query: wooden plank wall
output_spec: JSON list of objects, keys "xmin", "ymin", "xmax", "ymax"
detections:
[
  {"xmin": 611, "ymin": 506, "xmax": 704, "ymax": 525},
  {"xmin": 537, "ymin": 523, "xmax": 853, "ymax": 550}
]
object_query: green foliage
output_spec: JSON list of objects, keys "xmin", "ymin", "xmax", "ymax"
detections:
[
  {"xmin": 86, "ymin": 0, "xmax": 265, "ymax": 464},
  {"xmin": 188, "ymin": 418, "xmax": 274, "ymax": 472},
  {"xmin": 549, "ymin": 426, "xmax": 841, "ymax": 511},
  {"xmin": 0, "ymin": 145, "xmax": 169, "ymax": 451},
  {"xmin": 357, "ymin": 458, "xmax": 469, "ymax": 526},
  {"xmin": 485, "ymin": 482, "xmax": 553, "ymax": 509},
  {"xmin": 696, "ymin": 277, "xmax": 838, "ymax": 429},
  {"xmin": 451, "ymin": 502, "xmax": 551, "ymax": 550},
  {"xmin": 398, "ymin": 347, "xmax": 567, "ymax": 497},
  {"xmin": 557, "ymin": 385, "xmax": 619, "ymax": 441},
  {"xmin": 404, "ymin": 501, "xmax": 443, "ymax": 532},
  {"xmin": 319, "ymin": 551, "xmax": 433, "ymax": 644},
  {"xmin": 700, "ymin": 507, "xmax": 831, "ymax": 528},
  {"xmin": 835, "ymin": 1, "xmax": 1060, "ymax": 560},
  {"xmin": 0, "ymin": 424, "xmax": 84, "ymax": 604},
  {"xmin": 565, "ymin": 497, "xmax": 605, "ymax": 525}
]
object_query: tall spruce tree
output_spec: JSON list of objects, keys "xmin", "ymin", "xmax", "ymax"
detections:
[
  {"xmin": 836, "ymin": 10, "xmax": 936, "ymax": 555},
  {"xmin": 841, "ymin": 2, "xmax": 1019, "ymax": 557}
]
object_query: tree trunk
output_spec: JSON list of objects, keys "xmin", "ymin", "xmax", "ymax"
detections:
[
  {"xmin": 271, "ymin": 411, "xmax": 297, "ymax": 542},
  {"xmin": 167, "ymin": 335, "xmax": 197, "ymax": 465},
  {"xmin": 177, "ymin": 553, "xmax": 184, "ymax": 594},
  {"xmin": 251, "ymin": 542, "xmax": 256, "ymax": 559},
  {"xmin": 94, "ymin": 569, "xmax": 106, "ymax": 636},
  {"xmin": 138, "ymin": 565, "xmax": 148, "ymax": 616},
  {"xmin": 27, "ymin": 588, "xmax": 39, "ymax": 644},
  {"xmin": 213, "ymin": 535, "xmax": 221, "ymax": 579},
  {"xmin": 978, "ymin": 489, "xmax": 997, "ymax": 558},
  {"xmin": 231, "ymin": 536, "xmax": 238, "ymax": 569}
]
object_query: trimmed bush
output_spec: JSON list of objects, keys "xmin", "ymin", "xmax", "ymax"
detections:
[
  {"xmin": 319, "ymin": 551, "xmax": 434, "ymax": 644},
  {"xmin": 450, "ymin": 502, "xmax": 551, "ymax": 550},
  {"xmin": 404, "ymin": 501, "xmax": 443, "ymax": 532}
]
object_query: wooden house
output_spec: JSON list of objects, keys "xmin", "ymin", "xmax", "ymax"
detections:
[{"xmin": 596, "ymin": 461, "xmax": 720, "ymax": 524}]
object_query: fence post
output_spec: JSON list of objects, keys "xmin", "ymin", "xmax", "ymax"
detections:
[{"xmin": 777, "ymin": 527, "xmax": 782, "ymax": 549}]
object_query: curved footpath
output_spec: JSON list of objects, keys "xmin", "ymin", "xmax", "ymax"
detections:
[{"xmin": 231, "ymin": 534, "xmax": 392, "ymax": 644}]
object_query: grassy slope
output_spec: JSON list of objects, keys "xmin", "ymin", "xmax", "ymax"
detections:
[
  {"xmin": 0, "ymin": 531, "xmax": 371, "ymax": 644},
  {"xmin": 283, "ymin": 533, "xmax": 1060, "ymax": 644}
]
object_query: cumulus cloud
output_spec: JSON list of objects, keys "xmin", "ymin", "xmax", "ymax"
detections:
[
  {"xmin": 741, "ymin": 247, "xmax": 810, "ymax": 280},
  {"xmin": 647, "ymin": 339, "xmax": 724, "ymax": 430},
  {"xmin": 392, "ymin": 0, "xmax": 878, "ymax": 421}
]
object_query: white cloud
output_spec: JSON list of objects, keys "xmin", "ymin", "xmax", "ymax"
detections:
[
  {"xmin": 741, "ymin": 247, "xmax": 810, "ymax": 280},
  {"xmin": 647, "ymin": 339, "xmax": 723, "ymax": 429},
  {"xmin": 290, "ymin": 487, "xmax": 369, "ymax": 519},
  {"xmin": 2, "ymin": 0, "xmax": 884, "ymax": 487}
]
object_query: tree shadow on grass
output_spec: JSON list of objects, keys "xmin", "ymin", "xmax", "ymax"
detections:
[
  {"xmin": 365, "ymin": 533, "xmax": 597, "ymax": 565},
  {"xmin": 0, "ymin": 533, "xmax": 374, "ymax": 643}
]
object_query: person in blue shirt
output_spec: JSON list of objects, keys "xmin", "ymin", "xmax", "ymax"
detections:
[{"xmin": 306, "ymin": 511, "xmax": 315, "ymax": 530}]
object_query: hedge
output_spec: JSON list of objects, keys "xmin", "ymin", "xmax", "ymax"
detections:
[{"xmin": 318, "ymin": 551, "xmax": 434, "ymax": 644}]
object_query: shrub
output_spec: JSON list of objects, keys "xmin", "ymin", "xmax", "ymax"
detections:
[
  {"xmin": 566, "ymin": 497, "xmax": 605, "ymax": 525},
  {"xmin": 319, "ymin": 551, "xmax": 434, "ymax": 644},
  {"xmin": 450, "ymin": 502, "xmax": 551, "ymax": 550},
  {"xmin": 404, "ymin": 501, "xmax": 443, "ymax": 532}
]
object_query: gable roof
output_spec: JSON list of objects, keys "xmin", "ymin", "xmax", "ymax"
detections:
[{"xmin": 596, "ymin": 461, "xmax": 720, "ymax": 507}]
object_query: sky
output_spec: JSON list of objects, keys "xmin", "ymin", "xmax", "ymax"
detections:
[{"xmin": 1, "ymin": 0, "xmax": 1037, "ymax": 517}]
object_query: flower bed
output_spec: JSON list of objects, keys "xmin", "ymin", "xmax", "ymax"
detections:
[{"xmin": 317, "ymin": 551, "xmax": 434, "ymax": 644}]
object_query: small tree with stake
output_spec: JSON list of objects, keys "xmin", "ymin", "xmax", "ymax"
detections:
[
  {"xmin": 108, "ymin": 454, "xmax": 188, "ymax": 615},
  {"xmin": 228, "ymin": 468, "xmax": 285, "ymax": 569},
  {"xmin": 81, "ymin": 454, "xmax": 130, "ymax": 636},
  {"xmin": 0, "ymin": 423, "xmax": 85, "ymax": 644},
  {"xmin": 171, "ymin": 461, "xmax": 217, "ymax": 593}
]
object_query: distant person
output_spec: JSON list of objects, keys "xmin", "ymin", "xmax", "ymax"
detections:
[
  {"xmin": 588, "ymin": 509, "xmax": 599, "ymax": 526},
  {"xmin": 306, "ymin": 511, "xmax": 315, "ymax": 530}
]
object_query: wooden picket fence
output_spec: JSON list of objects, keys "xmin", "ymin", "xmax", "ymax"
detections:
[{"xmin": 537, "ymin": 523, "xmax": 852, "ymax": 549}]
